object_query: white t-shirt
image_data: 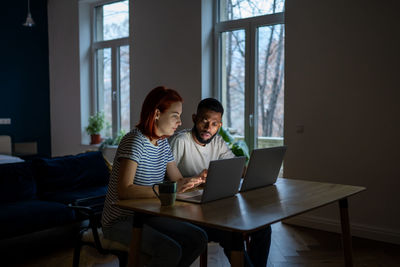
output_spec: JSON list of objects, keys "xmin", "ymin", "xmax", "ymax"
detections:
[{"xmin": 168, "ymin": 129, "xmax": 235, "ymax": 177}]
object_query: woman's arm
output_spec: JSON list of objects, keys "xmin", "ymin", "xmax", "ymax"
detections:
[
  {"xmin": 117, "ymin": 158, "xmax": 157, "ymax": 199},
  {"xmin": 166, "ymin": 161, "xmax": 206, "ymax": 193}
]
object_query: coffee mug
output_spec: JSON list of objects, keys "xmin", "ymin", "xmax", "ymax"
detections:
[{"xmin": 152, "ymin": 181, "xmax": 177, "ymax": 206}]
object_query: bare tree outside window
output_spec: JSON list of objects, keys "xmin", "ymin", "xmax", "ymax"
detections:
[
  {"xmin": 96, "ymin": 48, "xmax": 112, "ymax": 137},
  {"xmin": 120, "ymin": 45, "xmax": 130, "ymax": 133},
  {"xmin": 96, "ymin": 1, "xmax": 129, "ymax": 41},
  {"xmin": 94, "ymin": 0, "xmax": 130, "ymax": 138},
  {"xmin": 218, "ymin": 0, "xmax": 284, "ymax": 149},
  {"xmin": 257, "ymin": 24, "xmax": 284, "ymax": 138},
  {"xmin": 221, "ymin": 29, "xmax": 245, "ymax": 135}
]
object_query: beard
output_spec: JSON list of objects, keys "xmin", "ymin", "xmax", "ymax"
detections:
[{"xmin": 192, "ymin": 125, "xmax": 218, "ymax": 145}]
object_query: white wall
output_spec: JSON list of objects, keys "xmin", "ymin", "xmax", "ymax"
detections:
[
  {"xmin": 284, "ymin": 0, "xmax": 400, "ymax": 244},
  {"xmin": 130, "ymin": 0, "xmax": 203, "ymax": 129},
  {"xmin": 48, "ymin": 0, "xmax": 206, "ymax": 157},
  {"xmin": 48, "ymin": 0, "xmax": 84, "ymax": 156},
  {"xmin": 48, "ymin": 0, "xmax": 400, "ymax": 244}
]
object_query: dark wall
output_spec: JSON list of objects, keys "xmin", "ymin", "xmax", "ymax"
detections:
[{"xmin": 0, "ymin": 0, "xmax": 50, "ymax": 156}]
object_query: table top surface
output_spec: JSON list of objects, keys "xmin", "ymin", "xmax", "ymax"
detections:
[{"xmin": 116, "ymin": 178, "xmax": 366, "ymax": 233}]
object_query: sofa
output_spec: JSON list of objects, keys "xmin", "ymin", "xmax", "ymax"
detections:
[{"xmin": 0, "ymin": 151, "xmax": 110, "ymax": 241}]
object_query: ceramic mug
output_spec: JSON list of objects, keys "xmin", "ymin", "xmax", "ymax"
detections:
[{"xmin": 152, "ymin": 181, "xmax": 177, "ymax": 206}]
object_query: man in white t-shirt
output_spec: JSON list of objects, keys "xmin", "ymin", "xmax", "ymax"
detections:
[{"xmin": 169, "ymin": 98, "xmax": 271, "ymax": 267}]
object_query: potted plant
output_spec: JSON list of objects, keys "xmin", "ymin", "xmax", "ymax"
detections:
[
  {"xmin": 219, "ymin": 127, "xmax": 250, "ymax": 162},
  {"xmin": 85, "ymin": 111, "xmax": 105, "ymax": 145},
  {"xmin": 99, "ymin": 129, "xmax": 126, "ymax": 151}
]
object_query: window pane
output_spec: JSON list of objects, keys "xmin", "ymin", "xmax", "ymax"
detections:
[
  {"xmin": 220, "ymin": 30, "xmax": 245, "ymax": 137},
  {"xmin": 96, "ymin": 48, "xmax": 112, "ymax": 137},
  {"xmin": 120, "ymin": 45, "xmax": 130, "ymax": 133},
  {"xmin": 95, "ymin": 0, "xmax": 129, "ymax": 41},
  {"xmin": 220, "ymin": 0, "xmax": 285, "ymax": 22},
  {"xmin": 256, "ymin": 24, "xmax": 284, "ymax": 148}
]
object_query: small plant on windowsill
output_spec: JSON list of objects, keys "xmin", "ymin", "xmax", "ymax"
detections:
[
  {"xmin": 85, "ymin": 111, "xmax": 105, "ymax": 145},
  {"xmin": 218, "ymin": 127, "xmax": 250, "ymax": 163},
  {"xmin": 99, "ymin": 129, "xmax": 126, "ymax": 151}
]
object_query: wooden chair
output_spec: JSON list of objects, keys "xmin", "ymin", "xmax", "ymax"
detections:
[{"xmin": 69, "ymin": 195, "xmax": 128, "ymax": 267}]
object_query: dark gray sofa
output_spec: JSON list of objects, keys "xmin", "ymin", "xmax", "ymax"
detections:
[{"xmin": 0, "ymin": 151, "xmax": 110, "ymax": 240}]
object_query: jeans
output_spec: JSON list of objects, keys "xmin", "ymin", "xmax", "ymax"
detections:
[
  {"xmin": 103, "ymin": 216, "xmax": 208, "ymax": 267},
  {"xmin": 203, "ymin": 225, "xmax": 271, "ymax": 267}
]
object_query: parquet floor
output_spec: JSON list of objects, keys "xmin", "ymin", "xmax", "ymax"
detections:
[{"xmin": 6, "ymin": 222, "xmax": 400, "ymax": 267}]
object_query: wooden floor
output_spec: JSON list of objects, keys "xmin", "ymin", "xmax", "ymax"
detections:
[{"xmin": 6, "ymin": 222, "xmax": 400, "ymax": 267}]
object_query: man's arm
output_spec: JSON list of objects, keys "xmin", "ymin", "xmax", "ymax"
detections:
[
  {"xmin": 168, "ymin": 134, "xmax": 185, "ymax": 166},
  {"xmin": 216, "ymin": 135, "xmax": 246, "ymax": 176},
  {"xmin": 217, "ymin": 135, "xmax": 235, "ymax": 159}
]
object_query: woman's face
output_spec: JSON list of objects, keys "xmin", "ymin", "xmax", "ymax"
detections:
[{"xmin": 155, "ymin": 101, "xmax": 182, "ymax": 137}]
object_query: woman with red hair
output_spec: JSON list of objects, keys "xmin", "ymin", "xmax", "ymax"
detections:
[{"xmin": 102, "ymin": 86, "xmax": 207, "ymax": 267}]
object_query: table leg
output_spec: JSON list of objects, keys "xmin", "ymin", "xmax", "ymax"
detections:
[
  {"xmin": 200, "ymin": 243, "xmax": 208, "ymax": 267},
  {"xmin": 230, "ymin": 232, "xmax": 244, "ymax": 267},
  {"xmin": 128, "ymin": 213, "xmax": 144, "ymax": 267},
  {"xmin": 339, "ymin": 198, "xmax": 353, "ymax": 267}
]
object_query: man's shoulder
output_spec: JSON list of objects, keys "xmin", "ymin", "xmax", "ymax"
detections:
[
  {"xmin": 169, "ymin": 128, "xmax": 192, "ymax": 143},
  {"xmin": 211, "ymin": 133, "xmax": 227, "ymax": 146}
]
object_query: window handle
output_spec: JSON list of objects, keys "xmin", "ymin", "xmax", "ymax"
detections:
[
  {"xmin": 249, "ymin": 114, "xmax": 254, "ymax": 128},
  {"xmin": 112, "ymin": 91, "xmax": 117, "ymax": 101}
]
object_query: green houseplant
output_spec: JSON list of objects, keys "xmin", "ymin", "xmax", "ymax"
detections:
[
  {"xmin": 99, "ymin": 129, "xmax": 126, "ymax": 151},
  {"xmin": 218, "ymin": 127, "xmax": 250, "ymax": 162},
  {"xmin": 85, "ymin": 111, "xmax": 105, "ymax": 145}
]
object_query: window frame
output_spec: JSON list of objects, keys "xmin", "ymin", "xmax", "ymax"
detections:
[
  {"xmin": 214, "ymin": 1, "xmax": 284, "ymax": 150},
  {"xmin": 90, "ymin": 0, "xmax": 129, "ymax": 139}
]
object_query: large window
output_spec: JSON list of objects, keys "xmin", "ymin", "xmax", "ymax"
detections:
[
  {"xmin": 216, "ymin": 0, "xmax": 285, "ymax": 149},
  {"xmin": 92, "ymin": 0, "xmax": 130, "ymax": 138}
]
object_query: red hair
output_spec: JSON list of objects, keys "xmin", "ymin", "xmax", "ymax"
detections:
[{"xmin": 136, "ymin": 86, "xmax": 183, "ymax": 140}]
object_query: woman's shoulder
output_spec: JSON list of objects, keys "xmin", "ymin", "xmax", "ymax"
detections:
[
  {"xmin": 118, "ymin": 129, "xmax": 146, "ymax": 148},
  {"xmin": 124, "ymin": 128, "xmax": 145, "ymax": 140}
]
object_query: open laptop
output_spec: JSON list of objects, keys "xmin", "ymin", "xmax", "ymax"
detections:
[
  {"xmin": 240, "ymin": 146, "xmax": 287, "ymax": 192},
  {"xmin": 176, "ymin": 156, "xmax": 246, "ymax": 203}
]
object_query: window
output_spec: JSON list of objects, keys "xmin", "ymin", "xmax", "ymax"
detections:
[
  {"xmin": 92, "ymin": 0, "xmax": 130, "ymax": 138},
  {"xmin": 215, "ymin": 0, "xmax": 285, "ymax": 149}
]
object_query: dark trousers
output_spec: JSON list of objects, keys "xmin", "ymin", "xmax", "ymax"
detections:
[{"xmin": 202, "ymin": 225, "xmax": 272, "ymax": 267}]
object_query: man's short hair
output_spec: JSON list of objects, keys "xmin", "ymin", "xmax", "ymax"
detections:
[{"xmin": 197, "ymin": 98, "xmax": 224, "ymax": 116}]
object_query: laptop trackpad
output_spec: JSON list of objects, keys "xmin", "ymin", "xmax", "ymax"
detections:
[{"xmin": 177, "ymin": 189, "xmax": 203, "ymax": 199}]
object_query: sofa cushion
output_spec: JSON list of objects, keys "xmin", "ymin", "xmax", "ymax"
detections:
[
  {"xmin": 0, "ymin": 200, "xmax": 75, "ymax": 239},
  {"xmin": 0, "ymin": 162, "xmax": 36, "ymax": 204},
  {"xmin": 34, "ymin": 151, "xmax": 109, "ymax": 195},
  {"xmin": 42, "ymin": 185, "xmax": 108, "ymax": 205}
]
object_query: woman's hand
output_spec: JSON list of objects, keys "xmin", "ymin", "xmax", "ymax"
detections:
[
  {"xmin": 177, "ymin": 170, "xmax": 207, "ymax": 193},
  {"xmin": 177, "ymin": 177, "xmax": 203, "ymax": 193},
  {"xmin": 166, "ymin": 162, "xmax": 207, "ymax": 193}
]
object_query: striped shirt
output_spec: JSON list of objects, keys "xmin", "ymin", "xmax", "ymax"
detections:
[{"xmin": 101, "ymin": 128, "xmax": 174, "ymax": 229}]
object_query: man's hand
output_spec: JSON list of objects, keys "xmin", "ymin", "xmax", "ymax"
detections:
[{"xmin": 198, "ymin": 169, "xmax": 207, "ymax": 182}]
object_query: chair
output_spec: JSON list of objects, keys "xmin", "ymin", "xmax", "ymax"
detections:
[
  {"xmin": 0, "ymin": 135, "xmax": 12, "ymax": 155},
  {"xmin": 68, "ymin": 195, "xmax": 128, "ymax": 267}
]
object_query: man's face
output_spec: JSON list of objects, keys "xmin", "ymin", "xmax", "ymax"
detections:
[{"xmin": 192, "ymin": 109, "xmax": 222, "ymax": 145}]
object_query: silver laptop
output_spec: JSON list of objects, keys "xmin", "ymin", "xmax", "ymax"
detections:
[
  {"xmin": 240, "ymin": 146, "xmax": 287, "ymax": 192},
  {"xmin": 176, "ymin": 156, "xmax": 246, "ymax": 203}
]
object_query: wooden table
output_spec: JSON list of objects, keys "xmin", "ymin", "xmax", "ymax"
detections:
[{"xmin": 116, "ymin": 178, "xmax": 365, "ymax": 267}]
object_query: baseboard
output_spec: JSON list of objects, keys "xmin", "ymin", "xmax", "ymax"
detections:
[{"xmin": 283, "ymin": 214, "xmax": 400, "ymax": 245}]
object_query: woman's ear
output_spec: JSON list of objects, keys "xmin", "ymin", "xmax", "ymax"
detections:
[{"xmin": 155, "ymin": 109, "xmax": 161, "ymax": 120}]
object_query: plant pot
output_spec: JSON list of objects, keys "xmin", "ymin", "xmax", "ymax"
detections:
[{"xmin": 90, "ymin": 134, "xmax": 102, "ymax": 145}]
